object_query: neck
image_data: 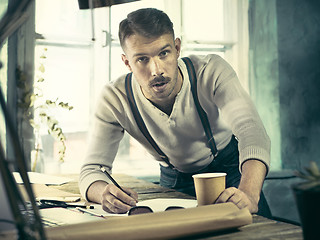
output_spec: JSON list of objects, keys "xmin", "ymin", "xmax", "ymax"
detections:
[
  {"xmin": 151, "ymin": 67, "xmax": 183, "ymax": 116},
  {"xmin": 151, "ymin": 99, "xmax": 175, "ymax": 116}
]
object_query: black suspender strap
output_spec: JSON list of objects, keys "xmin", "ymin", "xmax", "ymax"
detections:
[
  {"xmin": 181, "ymin": 57, "xmax": 218, "ymax": 157},
  {"xmin": 125, "ymin": 73, "xmax": 175, "ymax": 168},
  {"xmin": 125, "ymin": 57, "xmax": 218, "ymax": 169}
]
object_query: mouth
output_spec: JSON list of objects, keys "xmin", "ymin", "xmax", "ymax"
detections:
[
  {"xmin": 150, "ymin": 77, "xmax": 170, "ymax": 92},
  {"xmin": 152, "ymin": 82, "xmax": 167, "ymax": 87},
  {"xmin": 151, "ymin": 81, "xmax": 169, "ymax": 92}
]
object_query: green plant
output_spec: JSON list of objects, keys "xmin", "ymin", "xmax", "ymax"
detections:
[
  {"xmin": 293, "ymin": 161, "xmax": 320, "ymax": 240},
  {"xmin": 294, "ymin": 161, "xmax": 320, "ymax": 190},
  {"xmin": 17, "ymin": 48, "xmax": 73, "ymax": 170}
]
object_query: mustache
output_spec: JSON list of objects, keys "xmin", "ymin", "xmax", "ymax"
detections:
[{"xmin": 149, "ymin": 75, "xmax": 170, "ymax": 87}]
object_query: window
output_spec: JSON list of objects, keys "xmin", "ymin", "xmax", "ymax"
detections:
[{"xmin": 33, "ymin": 0, "xmax": 248, "ymax": 176}]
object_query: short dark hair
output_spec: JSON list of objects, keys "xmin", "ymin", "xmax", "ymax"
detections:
[{"xmin": 118, "ymin": 8, "xmax": 174, "ymax": 48}]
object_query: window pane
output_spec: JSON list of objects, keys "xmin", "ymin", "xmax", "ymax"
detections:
[
  {"xmin": 36, "ymin": 0, "xmax": 91, "ymax": 42},
  {"xmin": 34, "ymin": 44, "xmax": 91, "ymax": 173},
  {"xmin": 182, "ymin": 0, "xmax": 224, "ymax": 42},
  {"xmin": 34, "ymin": 45, "xmax": 91, "ymax": 131}
]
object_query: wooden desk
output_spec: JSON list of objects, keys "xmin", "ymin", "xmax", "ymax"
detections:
[{"xmin": 53, "ymin": 173, "xmax": 303, "ymax": 240}]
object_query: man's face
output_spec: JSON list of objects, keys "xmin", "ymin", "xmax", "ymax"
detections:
[{"xmin": 121, "ymin": 33, "xmax": 182, "ymax": 104}]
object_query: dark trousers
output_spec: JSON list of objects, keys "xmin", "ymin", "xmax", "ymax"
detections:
[{"xmin": 160, "ymin": 136, "xmax": 272, "ymax": 218}]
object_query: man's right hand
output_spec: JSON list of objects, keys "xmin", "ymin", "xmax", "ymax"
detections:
[
  {"xmin": 87, "ymin": 180, "xmax": 138, "ymax": 214},
  {"xmin": 101, "ymin": 184, "xmax": 138, "ymax": 214}
]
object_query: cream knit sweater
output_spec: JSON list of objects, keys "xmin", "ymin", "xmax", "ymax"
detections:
[{"xmin": 79, "ymin": 54, "xmax": 270, "ymax": 200}]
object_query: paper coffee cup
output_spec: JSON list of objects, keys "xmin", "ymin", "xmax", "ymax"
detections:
[{"xmin": 192, "ymin": 172, "xmax": 226, "ymax": 206}]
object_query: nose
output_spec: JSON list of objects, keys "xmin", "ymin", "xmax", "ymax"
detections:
[{"xmin": 150, "ymin": 58, "xmax": 164, "ymax": 77}]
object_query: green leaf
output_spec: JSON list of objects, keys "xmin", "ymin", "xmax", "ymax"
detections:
[
  {"xmin": 39, "ymin": 112, "xmax": 47, "ymax": 117},
  {"xmin": 309, "ymin": 161, "xmax": 320, "ymax": 177},
  {"xmin": 294, "ymin": 170, "xmax": 315, "ymax": 181},
  {"xmin": 39, "ymin": 63, "xmax": 45, "ymax": 73},
  {"xmin": 38, "ymin": 77, "xmax": 45, "ymax": 82}
]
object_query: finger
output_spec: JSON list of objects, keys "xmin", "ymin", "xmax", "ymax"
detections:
[
  {"xmin": 103, "ymin": 184, "xmax": 137, "ymax": 213},
  {"xmin": 235, "ymin": 200, "xmax": 248, "ymax": 210},
  {"xmin": 215, "ymin": 187, "xmax": 237, "ymax": 203},
  {"xmin": 102, "ymin": 199, "xmax": 128, "ymax": 214},
  {"xmin": 227, "ymin": 194, "xmax": 242, "ymax": 206},
  {"xmin": 100, "ymin": 184, "xmax": 133, "ymax": 213},
  {"xmin": 100, "ymin": 189, "xmax": 126, "ymax": 214},
  {"xmin": 103, "ymin": 192, "xmax": 132, "ymax": 213},
  {"xmin": 108, "ymin": 185, "xmax": 137, "ymax": 206},
  {"xmin": 123, "ymin": 187, "xmax": 139, "ymax": 203},
  {"xmin": 224, "ymin": 189, "xmax": 256, "ymax": 212}
]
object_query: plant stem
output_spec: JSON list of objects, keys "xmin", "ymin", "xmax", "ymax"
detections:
[{"xmin": 31, "ymin": 143, "xmax": 40, "ymax": 172}]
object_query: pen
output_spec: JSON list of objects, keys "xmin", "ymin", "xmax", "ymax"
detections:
[
  {"xmin": 76, "ymin": 207, "xmax": 104, "ymax": 218},
  {"xmin": 99, "ymin": 165, "xmax": 125, "ymax": 192},
  {"xmin": 39, "ymin": 199, "xmax": 94, "ymax": 209}
]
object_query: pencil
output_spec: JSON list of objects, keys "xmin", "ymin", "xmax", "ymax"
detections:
[{"xmin": 99, "ymin": 165, "xmax": 125, "ymax": 192}]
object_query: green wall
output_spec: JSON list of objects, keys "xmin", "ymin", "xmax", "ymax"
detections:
[
  {"xmin": 249, "ymin": 0, "xmax": 320, "ymax": 171},
  {"xmin": 249, "ymin": 0, "xmax": 281, "ymax": 170}
]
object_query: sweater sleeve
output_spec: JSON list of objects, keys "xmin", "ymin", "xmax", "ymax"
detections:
[
  {"xmin": 199, "ymin": 55, "xmax": 271, "ymax": 172},
  {"xmin": 79, "ymin": 81, "xmax": 126, "ymax": 200}
]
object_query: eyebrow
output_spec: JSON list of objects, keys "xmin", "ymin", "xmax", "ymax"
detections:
[{"xmin": 133, "ymin": 44, "xmax": 172, "ymax": 58}]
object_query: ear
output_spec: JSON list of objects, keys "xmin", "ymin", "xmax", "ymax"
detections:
[
  {"xmin": 174, "ymin": 38, "xmax": 181, "ymax": 58},
  {"xmin": 121, "ymin": 54, "xmax": 132, "ymax": 72}
]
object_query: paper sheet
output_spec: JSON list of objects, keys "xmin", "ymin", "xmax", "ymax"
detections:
[
  {"xmin": 136, "ymin": 198, "xmax": 198, "ymax": 211},
  {"xmin": 84, "ymin": 198, "xmax": 198, "ymax": 217},
  {"xmin": 13, "ymin": 172, "xmax": 72, "ymax": 185},
  {"xmin": 19, "ymin": 184, "xmax": 81, "ymax": 202},
  {"xmin": 39, "ymin": 208, "xmax": 105, "ymax": 225}
]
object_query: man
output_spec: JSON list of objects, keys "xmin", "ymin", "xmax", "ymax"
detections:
[{"xmin": 79, "ymin": 8, "xmax": 272, "ymax": 218}]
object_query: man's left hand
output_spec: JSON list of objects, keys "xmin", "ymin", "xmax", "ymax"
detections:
[
  {"xmin": 215, "ymin": 159, "xmax": 268, "ymax": 213},
  {"xmin": 215, "ymin": 187, "xmax": 259, "ymax": 214}
]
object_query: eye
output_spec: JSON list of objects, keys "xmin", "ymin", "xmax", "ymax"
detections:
[
  {"xmin": 137, "ymin": 56, "xmax": 149, "ymax": 63},
  {"xmin": 159, "ymin": 50, "xmax": 169, "ymax": 58}
]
